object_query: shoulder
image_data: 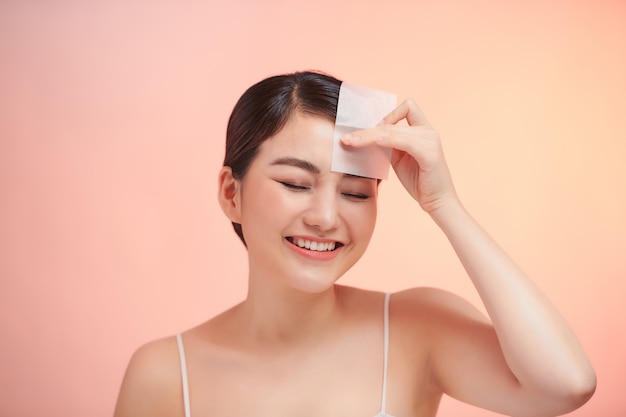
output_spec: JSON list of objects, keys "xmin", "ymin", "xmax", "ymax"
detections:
[
  {"xmin": 126, "ymin": 335, "xmax": 182, "ymax": 382},
  {"xmin": 387, "ymin": 287, "xmax": 492, "ymax": 345},
  {"xmin": 114, "ymin": 335, "xmax": 185, "ymax": 417},
  {"xmin": 338, "ymin": 285, "xmax": 487, "ymax": 323},
  {"xmin": 391, "ymin": 286, "xmax": 488, "ymax": 321}
]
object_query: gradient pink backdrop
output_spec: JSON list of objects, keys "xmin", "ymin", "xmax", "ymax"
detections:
[{"xmin": 1, "ymin": 1, "xmax": 624, "ymax": 416}]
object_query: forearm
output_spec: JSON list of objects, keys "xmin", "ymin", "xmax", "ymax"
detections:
[{"xmin": 430, "ymin": 201, "xmax": 596, "ymax": 395}]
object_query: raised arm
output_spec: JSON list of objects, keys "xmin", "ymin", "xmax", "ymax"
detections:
[{"xmin": 341, "ymin": 100, "xmax": 596, "ymax": 416}]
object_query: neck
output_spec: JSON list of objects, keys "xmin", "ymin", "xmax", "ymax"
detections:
[{"xmin": 233, "ymin": 280, "xmax": 344, "ymax": 348}]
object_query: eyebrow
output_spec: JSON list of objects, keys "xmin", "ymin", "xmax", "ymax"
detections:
[
  {"xmin": 270, "ymin": 157, "xmax": 320, "ymax": 174},
  {"xmin": 270, "ymin": 156, "xmax": 376, "ymax": 181}
]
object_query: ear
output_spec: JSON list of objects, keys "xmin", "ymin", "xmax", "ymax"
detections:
[{"xmin": 217, "ymin": 166, "xmax": 242, "ymax": 223}]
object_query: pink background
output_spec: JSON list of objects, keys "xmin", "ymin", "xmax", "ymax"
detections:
[{"xmin": 1, "ymin": 1, "xmax": 624, "ymax": 416}]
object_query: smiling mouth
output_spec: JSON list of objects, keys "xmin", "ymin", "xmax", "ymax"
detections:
[{"xmin": 285, "ymin": 237, "xmax": 343, "ymax": 252}]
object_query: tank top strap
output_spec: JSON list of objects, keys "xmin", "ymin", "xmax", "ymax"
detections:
[
  {"xmin": 176, "ymin": 333, "xmax": 191, "ymax": 417},
  {"xmin": 379, "ymin": 292, "xmax": 391, "ymax": 416}
]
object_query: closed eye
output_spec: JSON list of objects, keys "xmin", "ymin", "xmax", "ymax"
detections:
[
  {"xmin": 277, "ymin": 181, "xmax": 310, "ymax": 191},
  {"xmin": 342, "ymin": 192, "xmax": 370, "ymax": 200}
]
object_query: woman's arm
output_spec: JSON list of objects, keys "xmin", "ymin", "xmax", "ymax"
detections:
[
  {"xmin": 428, "ymin": 200, "xmax": 595, "ymax": 416},
  {"xmin": 341, "ymin": 100, "xmax": 596, "ymax": 416}
]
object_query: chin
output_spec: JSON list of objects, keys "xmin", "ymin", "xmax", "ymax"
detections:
[{"xmin": 286, "ymin": 273, "xmax": 343, "ymax": 294}]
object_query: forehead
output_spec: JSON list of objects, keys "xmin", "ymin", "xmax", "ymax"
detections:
[{"xmin": 256, "ymin": 113, "xmax": 335, "ymax": 168}]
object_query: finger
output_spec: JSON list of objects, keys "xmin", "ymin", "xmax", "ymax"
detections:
[
  {"xmin": 341, "ymin": 125, "xmax": 437, "ymax": 156},
  {"xmin": 380, "ymin": 99, "xmax": 430, "ymax": 127},
  {"xmin": 340, "ymin": 125, "xmax": 394, "ymax": 147}
]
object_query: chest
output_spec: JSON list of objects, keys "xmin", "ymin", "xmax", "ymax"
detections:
[{"xmin": 181, "ymin": 331, "xmax": 436, "ymax": 417}]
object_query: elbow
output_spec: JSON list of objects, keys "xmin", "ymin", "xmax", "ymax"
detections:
[
  {"xmin": 553, "ymin": 369, "xmax": 597, "ymax": 414},
  {"xmin": 523, "ymin": 369, "xmax": 597, "ymax": 417},
  {"xmin": 568, "ymin": 371, "xmax": 597, "ymax": 408}
]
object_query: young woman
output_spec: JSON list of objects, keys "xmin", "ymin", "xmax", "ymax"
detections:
[{"xmin": 114, "ymin": 71, "xmax": 596, "ymax": 417}]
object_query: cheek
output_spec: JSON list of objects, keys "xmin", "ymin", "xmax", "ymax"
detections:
[
  {"xmin": 342, "ymin": 202, "xmax": 377, "ymax": 236},
  {"xmin": 240, "ymin": 182, "xmax": 298, "ymax": 233},
  {"xmin": 241, "ymin": 185, "xmax": 270, "ymax": 219}
]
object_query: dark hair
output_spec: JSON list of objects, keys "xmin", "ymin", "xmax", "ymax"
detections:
[{"xmin": 223, "ymin": 71, "xmax": 342, "ymax": 245}]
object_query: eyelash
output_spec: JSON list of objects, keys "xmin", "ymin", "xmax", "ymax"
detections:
[
  {"xmin": 279, "ymin": 181, "xmax": 310, "ymax": 191},
  {"xmin": 344, "ymin": 192, "xmax": 370, "ymax": 200},
  {"xmin": 278, "ymin": 181, "xmax": 370, "ymax": 200}
]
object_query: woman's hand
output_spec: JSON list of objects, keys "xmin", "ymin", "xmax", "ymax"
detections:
[{"xmin": 341, "ymin": 99, "xmax": 459, "ymax": 214}]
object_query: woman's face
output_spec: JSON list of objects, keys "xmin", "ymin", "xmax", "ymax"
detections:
[{"xmin": 236, "ymin": 112, "xmax": 378, "ymax": 293}]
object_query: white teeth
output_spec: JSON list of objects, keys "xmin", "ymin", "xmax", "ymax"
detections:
[{"xmin": 293, "ymin": 238, "xmax": 337, "ymax": 252}]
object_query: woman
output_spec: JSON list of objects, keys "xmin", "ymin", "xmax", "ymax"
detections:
[{"xmin": 114, "ymin": 71, "xmax": 596, "ymax": 417}]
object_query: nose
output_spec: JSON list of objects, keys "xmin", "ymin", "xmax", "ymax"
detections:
[{"xmin": 303, "ymin": 186, "xmax": 340, "ymax": 232}]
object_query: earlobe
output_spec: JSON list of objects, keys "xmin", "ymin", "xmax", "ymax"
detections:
[{"xmin": 217, "ymin": 166, "xmax": 242, "ymax": 223}]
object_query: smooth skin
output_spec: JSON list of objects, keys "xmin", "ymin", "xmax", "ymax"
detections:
[{"xmin": 114, "ymin": 101, "xmax": 596, "ymax": 417}]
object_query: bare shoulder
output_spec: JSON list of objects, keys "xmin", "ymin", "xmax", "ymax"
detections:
[
  {"xmin": 388, "ymin": 287, "xmax": 492, "ymax": 346},
  {"xmin": 336, "ymin": 285, "xmax": 485, "ymax": 320},
  {"xmin": 113, "ymin": 335, "xmax": 184, "ymax": 417},
  {"xmin": 392, "ymin": 286, "xmax": 488, "ymax": 322}
]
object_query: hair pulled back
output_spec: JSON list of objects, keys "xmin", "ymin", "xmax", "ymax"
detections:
[{"xmin": 223, "ymin": 71, "xmax": 342, "ymax": 245}]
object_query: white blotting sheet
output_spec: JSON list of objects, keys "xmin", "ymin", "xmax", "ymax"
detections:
[{"xmin": 332, "ymin": 82, "xmax": 397, "ymax": 179}]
